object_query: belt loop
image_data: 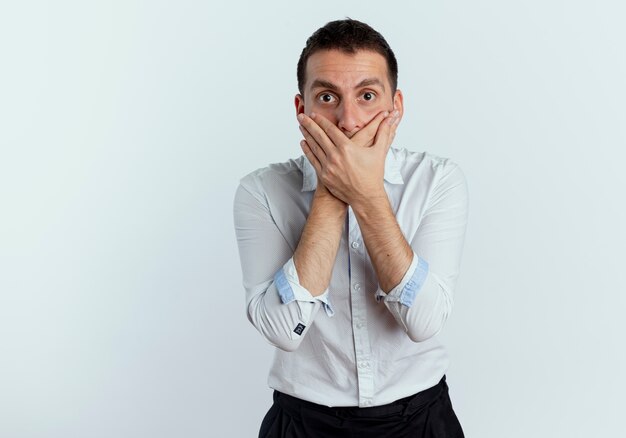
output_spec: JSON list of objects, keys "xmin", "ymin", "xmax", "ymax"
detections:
[
  {"xmin": 401, "ymin": 401, "xmax": 411, "ymax": 417},
  {"xmin": 404, "ymin": 375, "xmax": 446, "ymax": 416}
]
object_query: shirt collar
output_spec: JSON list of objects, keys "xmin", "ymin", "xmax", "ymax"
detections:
[{"xmin": 297, "ymin": 147, "xmax": 404, "ymax": 192}]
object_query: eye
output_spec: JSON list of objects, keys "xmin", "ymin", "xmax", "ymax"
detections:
[
  {"xmin": 318, "ymin": 93, "xmax": 336, "ymax": 103},
  {"xmin": 362, "ymin": 92, "xmax": 375, "ymax": 101}
]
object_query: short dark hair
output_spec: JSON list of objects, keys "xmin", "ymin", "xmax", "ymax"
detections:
[{"xmin": 297, "ymin": 19, "xmax": 398, "ymax": 95}]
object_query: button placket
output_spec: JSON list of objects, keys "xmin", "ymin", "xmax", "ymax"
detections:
[{"xmin": 347, "ymin": 208, "xmax": 375, "ymax": 406}]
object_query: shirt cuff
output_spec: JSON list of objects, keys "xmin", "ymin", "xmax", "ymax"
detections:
[
  {"xmin": 273, "ymin": 257, "xmax": 334, "ymax": 317},
  {"xmin": 375, "ymin": 252, "xmax": 429, "ymax": 307}
]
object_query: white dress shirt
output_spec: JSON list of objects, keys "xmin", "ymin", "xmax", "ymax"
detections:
[{"xmin": 233, "ymin": 146, "xmax": 468, "ymax": 407}]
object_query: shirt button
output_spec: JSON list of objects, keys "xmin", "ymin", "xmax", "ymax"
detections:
[
  {"xmin": 351, "ymin": 241, "xmax": 360, "ymax": 249},
  {"xmin": 353, "ymin": 283, "xmax": 361, "ymax": 291}
]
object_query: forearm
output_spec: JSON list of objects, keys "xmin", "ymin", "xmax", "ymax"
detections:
[
  {"xmin": 352, "ymin": 163, "xmax": 468, "ymax": 343},
  {"xmin": 234, "ymin": 182, "xmax": 335, "ymax": 352},
  {"xmin": 294, "ymin": 187, "xmax": 348, "ymax": 296},
  {"xmin": 352, "ymin": 193, "xmax": 413, "ymax": 293}
]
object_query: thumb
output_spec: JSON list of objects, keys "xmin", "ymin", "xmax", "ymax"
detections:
[
  {"xmin": 373, "ymin": 111, "xmax": 398, "ymax": 154},
  {"xmin": 352, "ymin": 110, "xmax": 388, "ymax": 147}
]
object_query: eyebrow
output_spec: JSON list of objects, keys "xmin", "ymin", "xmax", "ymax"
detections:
[
  {"xmin": 355, "ymin": 78, "xmax": 385, "ymax": 91},
  {"xmin": 310, "ymin": 78, "xmax": 385, "ymax": 92},
  {"xmin": 310, "ymin": 79, "xmax": 339, "ymax": 91}
]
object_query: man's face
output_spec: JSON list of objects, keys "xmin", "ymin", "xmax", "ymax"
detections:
[{"xmin": 295, "ymin": 49, "xmax": 403, "ymax": 138}]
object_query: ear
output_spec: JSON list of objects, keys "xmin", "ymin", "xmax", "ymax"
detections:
[
  {"xmin": 295, "ymin": 94, "xmax": 305, "ymax": 117},
  {"xmin": 393, "ymin": 89, "xmax": 404, "ymax": 121}
]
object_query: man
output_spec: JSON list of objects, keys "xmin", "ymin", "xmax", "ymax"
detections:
[{"xmin": 234, "ymin": 19, "xmax": 468, "ymax": 437}]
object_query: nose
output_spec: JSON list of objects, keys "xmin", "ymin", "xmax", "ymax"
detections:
[{"xmin": 336, "ymin": 100, "xmax": 362, "ymax": 136}]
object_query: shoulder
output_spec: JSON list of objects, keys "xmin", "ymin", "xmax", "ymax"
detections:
[
  {"xmin": 236, "ymin": 156, "xmax": 306, "ymax": 206},
  {"xmin": 390, "ymin": 147, "xmax": 465, "ymax": 184}
]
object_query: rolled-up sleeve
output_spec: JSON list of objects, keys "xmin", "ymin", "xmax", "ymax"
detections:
[
  {"xmin": 233, "ymin": 182, "xmax": 331, "ymax": 352},
  {"xmin": 376, "ymin": 162, "xmax": 469, "ymax": 342}
]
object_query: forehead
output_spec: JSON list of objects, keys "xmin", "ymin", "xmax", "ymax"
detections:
[{"xmin": 304, "ymin": 49, "xmax": 390, "ymax": 91}]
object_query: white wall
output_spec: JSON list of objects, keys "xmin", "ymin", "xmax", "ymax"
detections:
[{"xmin": 1, "ymin": 1, "xmax": 625, "ymax": 436}]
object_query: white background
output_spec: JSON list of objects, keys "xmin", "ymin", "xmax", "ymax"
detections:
[{"xmin": 1, "ymin": 1, "xmax": 625, "ymax": 437}]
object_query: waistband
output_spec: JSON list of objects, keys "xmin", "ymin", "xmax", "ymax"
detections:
[{"xmin": 275, "ymin": 375, "xmax": 447, "ymax": 419}]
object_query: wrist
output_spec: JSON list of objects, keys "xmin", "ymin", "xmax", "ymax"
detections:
[
  {"xmin": 351, "ymin": 189, "xmax": 388, "ymax": 214},
  {"xmin": 314, "ymin": 184, "xmax": 347, "ymax": 207}
]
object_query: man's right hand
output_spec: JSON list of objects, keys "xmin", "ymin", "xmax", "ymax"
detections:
[
  {"xmin": 310, "ymin": 109, "xmax": 397, "ymax": 201},
  {"xmin": 351, "ymin": 109, "xmax": 398, "ymax": 148}
]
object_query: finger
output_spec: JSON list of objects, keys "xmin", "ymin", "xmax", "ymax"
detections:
[
  {"xmin": 299, "ymin": 124, "xmax": 326, "ymax": 162},
  {"xmin": 309, "ymin": 112, "xmax": 349, "ymax": 148},
  {"xmin": 386, "ymin": 112, "xmax": 401, "ymax": 152},
  {"xmin": 388, "ymin": 111, "xmax": 400, "ymax": 147},
  {"xmin": 298, "ymin": 113, "xmax": 335, "ymax": 156},
  {"xmin": 352, "ymin": 110, "xmax": 389, "ymax": 148},
  {"xmin": 373, "ymin": 110, "xmax": 400, "ymax": 152},
  {"xmin": 300, "ymin": 140, "xmax": 323, "ymax": 174}
]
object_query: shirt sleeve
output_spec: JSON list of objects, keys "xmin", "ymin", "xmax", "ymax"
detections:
[
  {"xmin": 375, "ymin": 161, "xmax": 469, "ymax": 342},
  {"xmin": 233, "ymin": 182, "xmax": 332, "ymax": 352}
]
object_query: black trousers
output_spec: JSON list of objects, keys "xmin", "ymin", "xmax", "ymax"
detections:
[{"xmin": 259, "ymin": 376, "xmax": 465, "ymax": 438}]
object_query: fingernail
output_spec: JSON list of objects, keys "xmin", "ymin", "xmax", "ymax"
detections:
[
  {"xmin": 383, "ymin": 111, "xmax": 389, "ymax": 117},
  {"xmin": 310, "ymin": 112, "xmax": 317, "ymax": 119},
  {"xmin": 393, "ymin": 110, "xmax": 400, "ymax": 117},
  {"xmin": 298, "ymin": 114, "xmax": 304, "ymax": 121}
]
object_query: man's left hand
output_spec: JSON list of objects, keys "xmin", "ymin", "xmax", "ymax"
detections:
[{"xmin": 298, "ymin": 110, "xmax": 400, "ymax": 206}]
